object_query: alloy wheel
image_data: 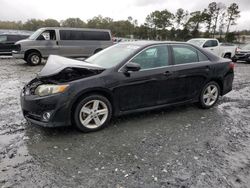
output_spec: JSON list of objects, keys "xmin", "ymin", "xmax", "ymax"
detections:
[
  {"xmin": 79, "ymin": 100, "xmax": 109, "ymax": 129},
  {"xmin": 203, "ymin": 84, "xmax": 219, "ymax": 106}
]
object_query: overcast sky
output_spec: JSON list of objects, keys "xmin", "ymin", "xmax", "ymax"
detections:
[{"xmin": 1, "ymin": 0, "xmax": 250, "ymax": 30}]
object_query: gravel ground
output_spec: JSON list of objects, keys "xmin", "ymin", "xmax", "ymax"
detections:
[{"xmin": 0, "ymin": 57, "xmax": 250, "ymax": 188}]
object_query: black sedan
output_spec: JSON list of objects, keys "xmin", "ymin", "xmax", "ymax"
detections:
[
  {"xmin": 0, "ymin": 34, "xmax": 29, "ymax": 55},
  {"xmin": 21, "ymin": 41, "xmax": 234, "ymax": 132}
]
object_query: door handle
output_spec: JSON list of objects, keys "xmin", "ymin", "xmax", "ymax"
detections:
[
  {"xmin": 210, "ymin": 48, "xmax": 214, "ymax": 50},
  {"xmin": 56, "ymin": 41, "xmax": 59, "ymax": 45},
  {"xmin": 163, "ymin": 71, "xmax": 173, "ymax": 77}
]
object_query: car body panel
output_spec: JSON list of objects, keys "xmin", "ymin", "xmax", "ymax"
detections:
[{"xmin": 20, "ymin": 41, "xmax": 234, "ymax": 127}]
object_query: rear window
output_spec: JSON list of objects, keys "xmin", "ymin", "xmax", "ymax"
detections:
[
  {"xmin": 59, "ymin": 30, "xmax": 111, "ymax": 41},
  {"xmin": 172, "ymin": 45, "xmax": 209, "ymax": 64}
]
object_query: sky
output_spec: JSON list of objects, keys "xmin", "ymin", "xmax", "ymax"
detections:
[{"xmin": 1, "ymin": 0, "xmax": 250, "ymax": 30}]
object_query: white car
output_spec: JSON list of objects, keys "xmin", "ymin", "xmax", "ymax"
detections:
[{"xmin": 187, "ymin": 38, "xmax": 237, "ymax": 59}]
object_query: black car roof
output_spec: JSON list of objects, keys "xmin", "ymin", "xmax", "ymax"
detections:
[
  {"xmin": 119, "ymin": 40, "xmax": 192, "ymax": 47},
  {"xmin": 119, "ymin": 40, "xmax": 221, "ymax": 61}
]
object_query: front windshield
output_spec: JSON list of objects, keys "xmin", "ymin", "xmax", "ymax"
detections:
[
  {"xmin": 188, "ymin": 39, "xmax": 205, "ymax": 47},
  {"xmin": 85, "ymin": 43, "xmax": 141, "ymax": 68},
  {"xmin": 242, "ymin": 44, "xmax": 250, "ymax": 50},
  {"xmin": 29, "ymin": 29, "xmax": 43, "ymax": 40}
]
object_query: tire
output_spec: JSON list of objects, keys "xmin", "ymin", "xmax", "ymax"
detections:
[
  {"xmin": 224, "ymin": 53, "xmax": 231, "ymax": 59},
  {"xmin": 94, "ymin": 48, "xmax": 102, "ymax": 54},
  {"xmin": 232, "ymin": 57, "xmax": 237, "ymax": 63},
  {"xmin": 199, "ymin": 81, "xmax": 220, "ymax": 109},
  {"xmin": 73, "ymin": 95, "xmax": 112, "ymax": 132},
  {"xmin": 26, "ymin": 52, "xmax": 41, "ymax": 66}
]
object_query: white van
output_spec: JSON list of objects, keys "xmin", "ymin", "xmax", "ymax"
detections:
[{"xmin": 12, "ymin": 27, "xmax": 113, "ymax": 65}]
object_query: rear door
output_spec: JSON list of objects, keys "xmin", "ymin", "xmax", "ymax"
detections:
[
  {"xmin": 170, "ymin": 44, "xmax": 211, "ymax": 100},
  {"xmin": 58, "ymin": 30, "xmax": 85, "ymax": 57}
]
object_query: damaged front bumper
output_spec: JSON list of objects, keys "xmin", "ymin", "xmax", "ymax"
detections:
[{"xmin": 21, "ymin": 86, "xmax": 72, "ymax": 127}]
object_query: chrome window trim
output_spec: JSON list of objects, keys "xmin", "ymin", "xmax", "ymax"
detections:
[{"xmin": 118, "ymin": 43, "xmax": 209, "ymax": 72}]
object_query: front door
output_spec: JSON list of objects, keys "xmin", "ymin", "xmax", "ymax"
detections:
[
  {"xmin": 36, "ymin": 30, "xmax": 59, "ymax": 57},
  {"xmin": 114, "ymin": 45, "xmax": 172, "ymax": 111}
]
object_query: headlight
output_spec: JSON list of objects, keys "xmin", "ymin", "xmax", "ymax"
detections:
[{"xmin": 35, "ymin": 84, "xmax": 69, "ymax": 97}]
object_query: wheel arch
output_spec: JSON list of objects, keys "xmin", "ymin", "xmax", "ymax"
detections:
[
  {"xmin": 208, "ymin": 78, "xmax": 223, "ymax": 95},
  {"xmin": 223, "ymin": 52, "xmax": 232, "ymax": 58},
  {"xmin": 24, "ymin": 49, "xmax": 42, "ymax": 60},
  {"xmin": 94, "ymin": 48, "xmax": 103, "ymax": 54},
  {"xmin": 70, "ymin": 88, "xmax": 114, "ymax": 123}
]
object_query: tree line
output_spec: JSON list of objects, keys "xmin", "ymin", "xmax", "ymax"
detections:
[{"xmin": 0, "ymin": 2, "xmax": 242, "ymax": 42}]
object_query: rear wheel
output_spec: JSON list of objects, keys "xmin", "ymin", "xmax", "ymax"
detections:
[
  {"xmin": 232, "ymin": 57, "xmax": 237, "ymax": 63},
  {"xmin": 199, "ymin": 82, "xmax": 220, "ymax": 109},
  {"xmin": 26, "ymin": 52, "xmax": 41, "ymax": 66},
  {"xmin": 94, "ymin": 48, "xmax": 102, "ymax": 54},
  {"xmin": 73, "ymin": 95, "xmax": 112, "ymax": 132}
]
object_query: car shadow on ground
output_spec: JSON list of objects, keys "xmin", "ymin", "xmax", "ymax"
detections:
[{"xmin": 24, "ymin": 103, "xmax": 199, "ymax": 137}]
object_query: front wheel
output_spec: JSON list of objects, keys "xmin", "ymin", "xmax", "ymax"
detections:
[
  {"xmin": 199, "ymin": 82, "xmax": 220, "ymax": 109},
  {"xmin": 26, "ymin": 52, "xmax": 42, "ymax": 66},
  {"xmin": 232, "ymin": 57, "xmax": 237, "ymax": 63},
  {"xmin": 73, "ymin": 95, "xmax": 112, "ymax": 132}
]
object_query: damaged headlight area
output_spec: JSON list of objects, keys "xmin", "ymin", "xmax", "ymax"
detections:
[{"xmin": 35, "ymin": 84, "xmax": 69, "ymax": 97}]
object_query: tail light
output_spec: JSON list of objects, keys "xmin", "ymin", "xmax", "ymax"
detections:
[{"xmin": 229, "ymin": 62, "xmax": 235, "ymax": 70}]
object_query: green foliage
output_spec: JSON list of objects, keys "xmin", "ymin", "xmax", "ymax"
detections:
[
  {"xmin": 43, "ymin": 19, "xmax": 60, "ymax": 27},
  {"xmin": 225, "ymin": 32, "xmax": 236, "ymax": 42},
  {"xmin": 61, "ymin": 18, "xmax": 86, "ymax": 28},
  {"xmin": 226, "ymin": 3, "xmax": 240, "ymax": 34},
  {"xmin": 0, "ymin": 2, "xmax": 241, "ymax": 41}
]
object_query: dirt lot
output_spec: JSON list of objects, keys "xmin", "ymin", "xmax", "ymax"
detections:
[{"xmin": 0, "ymin": 57, "xmax": 250, "ymax": 188}]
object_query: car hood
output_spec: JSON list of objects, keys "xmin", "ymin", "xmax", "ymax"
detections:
[
  {"xmin": 37, "ymin": 55, "xmax": 104, "ymax": 78},
  {"xmin": 15, "ymin": 39, "xmax": 32, "ymax": 44}
]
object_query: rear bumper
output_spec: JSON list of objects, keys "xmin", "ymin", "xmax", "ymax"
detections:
[
  {"xmin": 222, "ymin": 72, "xmax": 234, "ymax": 95},
  {"xmin": 12, "ymin": 50, "xmax": 25, "ymax": 59}
]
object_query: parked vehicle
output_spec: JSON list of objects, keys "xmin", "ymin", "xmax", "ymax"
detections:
[
  {"xmin": 0, "ymin": 34, "xmax": 29, "ymax": 55},
  {"xmin": 21, "ymin": 41, "xmax": 234, "ymax": 132},
  {"xmin": 232, "ymin": 44, "xmax": 250, "ymax": 63},
  {"xmin": 12, "ymin": 27, "xmax": 113, "ymax": 65},
  {"xmin": 187, "ymin": 38, "xmax": 237, "ymax": 59}
]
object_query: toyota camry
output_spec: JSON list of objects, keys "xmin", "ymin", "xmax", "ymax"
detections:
[{"xmin": 21, "ymin": 41, "xmax": 234, "ymax": 132}]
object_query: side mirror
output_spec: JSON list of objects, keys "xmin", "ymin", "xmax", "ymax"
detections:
[{"xmin": 125, "ymin": 62, "xmax": 141, "ymax": 72}]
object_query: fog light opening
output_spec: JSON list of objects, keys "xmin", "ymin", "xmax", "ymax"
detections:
[{"xmin": 42, "ymin": 112, "xmax": 51, "ymax": 122}]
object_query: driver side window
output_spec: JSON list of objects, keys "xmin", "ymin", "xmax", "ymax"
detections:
[
  {"xmin": 37, "ymin": 30, "xmax": 56, "ymax": 41},
  {"xmin": 131, "ymin": 45, "xmax": 169, "ymax": 70}
]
